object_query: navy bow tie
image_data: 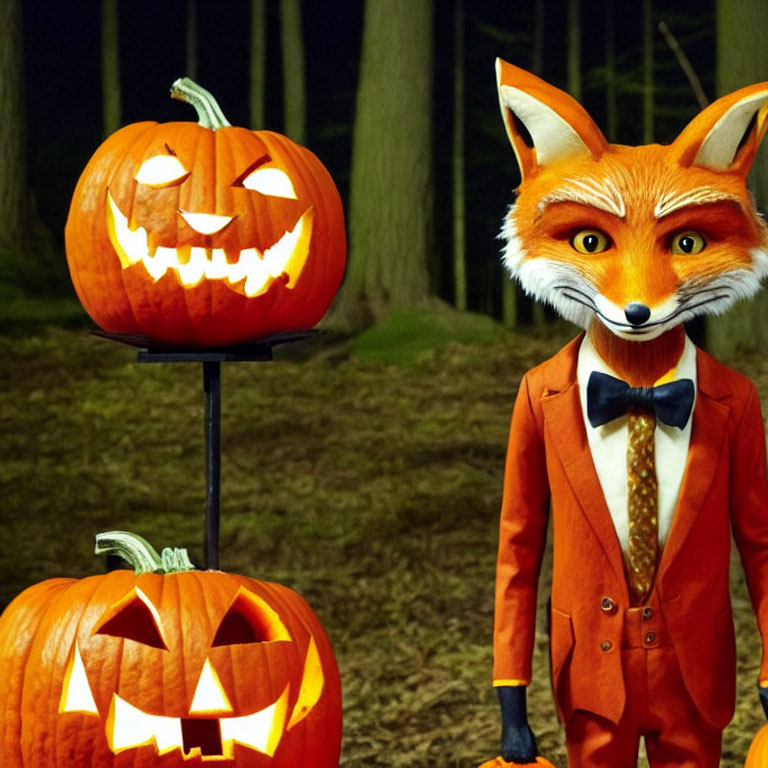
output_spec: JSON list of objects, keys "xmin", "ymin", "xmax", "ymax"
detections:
[{"xmin": 587, "ymin": 371, "xmax": 695, "ymax": 430}]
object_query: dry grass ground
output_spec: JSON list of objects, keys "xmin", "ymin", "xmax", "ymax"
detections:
[{"xmin": 1, "ymin": 316, "xmax": 768, "ymax": 766}]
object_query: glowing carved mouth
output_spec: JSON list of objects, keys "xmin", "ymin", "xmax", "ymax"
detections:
[
  {"xmin": 106, "ymin": 686, "xmax": 290, "ymax": 761},
  {"xmin": 106, "ymin": 191, "xmax": 314, "ymax": 297}
]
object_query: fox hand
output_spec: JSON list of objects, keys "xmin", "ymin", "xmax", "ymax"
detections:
[
  {"xmin": 759, "ymin": 686, "xmax": 768, "ymax": 719},
  {"xmin": 498, "ymin": 685, "xmax": 539, "ymax": 763}
]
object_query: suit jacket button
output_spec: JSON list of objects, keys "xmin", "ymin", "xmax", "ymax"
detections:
[
  {"xmin": 644, "ymin": 631, "xmax": 657, "ymax": 645},
  {"xmin": 600, "ymin": 640, "xmax": 613, "ymax": 652},
  {"xmin": 642, "ymin": 607, "xmax": 653, "ymax": 621},
  {"xmin": 600, "ymin": 597, "xmax": 617, "ymax": 614}
]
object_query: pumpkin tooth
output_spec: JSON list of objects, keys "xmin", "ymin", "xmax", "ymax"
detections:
[
  {"xmin": 275, "ymin": 208, "xmax": 314, "ymax": 288},
  {"xmin": 206, "ymin": 248, "xmax": 230, "ymax": 280},
  {"xmin": 242, "ymin": 250, "xmax": 272, "ymax": 297},
  {"xmin": 107, "ymin": 693, "xmax": 183, "ymax": 756},
  {"xmin": 219, "ymin": 684, "xmax": 290, "ymax": 757},
  {"xmin": 143, "ymin": 246, "xmax": 175, "ymax": 281},
  {"xmin": 145, "ymin": 231, "xmax": 160, "ymax": 257},
  {"xmin": 176, "ymin": 244, "xmax": 192, "ymax": 266},
  {"xmin": 224, "ymin": 247, "xmax": 242, "ymax": 265}
]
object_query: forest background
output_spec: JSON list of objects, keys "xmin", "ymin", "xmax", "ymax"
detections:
[{"xmin": 2, "ymin": 0, "xmax": 768, "ymax": 766}]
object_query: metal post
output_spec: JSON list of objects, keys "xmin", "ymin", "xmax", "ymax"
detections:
[
  {"xmin": 95, "ymin": 328, "xmax": 318, "ymax": 572},
  {"xmin": 203, "ymin": 361, "xmax": 221, "ymax": 570}
]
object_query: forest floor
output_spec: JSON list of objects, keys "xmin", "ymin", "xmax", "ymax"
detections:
[{"xmin": 2, "ymin": 307, "xmax": 768, "ymax": 767}]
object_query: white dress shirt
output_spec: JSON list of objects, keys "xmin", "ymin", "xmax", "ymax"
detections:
[{"xmin": 576, "ymin": 332, "xmax": 697, "ymax": 552}]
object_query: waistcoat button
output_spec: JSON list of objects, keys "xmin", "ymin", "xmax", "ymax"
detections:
[
  {"xmin": 600, "ymin": 640, "xmax": 613, "ymax": 652},
  {"xmin": 600, "ymin": 597, "xmax": 617, "ymax": 614}
]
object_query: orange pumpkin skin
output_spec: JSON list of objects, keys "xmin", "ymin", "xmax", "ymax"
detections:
[
  {"xmin": 478, "ymin": 756, "xmax": 556, "ymax": 768},
  {"xmin": 745, "ymin": 724, "xmax": 768, "ymax": 767},
  {"xmin": 0, "ymin": 552, "xmax": 342, "ymax": 767},
  {"xmin": 65, "ymin": 82, "xmax": 346, "ymax": 347}
]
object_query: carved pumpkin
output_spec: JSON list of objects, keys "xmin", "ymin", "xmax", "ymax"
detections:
[
  {"xmin": 0, "ymin": 532, "xmax": 342, "ymax": 767},
  {"xmin": 745, "ymin": 724, "xmax": 768, "ymax": 767},
  {"xmin": 65, "ymin": 78, "xmax": 346, "ymax": 347}
]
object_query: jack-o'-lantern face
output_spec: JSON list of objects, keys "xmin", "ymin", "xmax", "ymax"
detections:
[
  {"xmin": 65, "ymin": 79, "xmax": 346, "ymax": 347},
  {"xmin": 0, "ymin": 534, "xmax": 342, "ymax": 768},
  {"xmin": 106, "ymin": 143, "xmax": 315, "ymax": 300},
  {"xmin": 59, "ymin": 583, "xmax": 326, "ymax": 762}
]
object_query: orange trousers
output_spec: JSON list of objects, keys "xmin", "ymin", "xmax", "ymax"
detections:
[{"xmin": 563, "ymin": 607, "xmax": 722, "ymax": 767}]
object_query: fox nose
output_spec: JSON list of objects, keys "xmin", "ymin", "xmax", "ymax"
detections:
[{"xmin": 624, "ymin": 302, "xmax": 651, "ymax": 326}]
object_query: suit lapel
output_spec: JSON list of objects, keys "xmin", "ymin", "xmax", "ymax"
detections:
[
  {"xmin": 658, "ymin": 353, "xmax": 730, "ymax": 578},
  {"xmin": 540, "ymin": 339, "xmax": 627, "ymax": 589}
]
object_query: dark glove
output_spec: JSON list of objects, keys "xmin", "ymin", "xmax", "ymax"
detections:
[
  {"xmin": 759, "ymin": 685, "xmax": 768, "ymax": 719},
  {"xmin": 498, "ymin": 685, "xmax": 539, "ymax": 763}
]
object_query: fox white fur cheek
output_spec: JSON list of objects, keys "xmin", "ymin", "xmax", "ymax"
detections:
[
  {"xmin": 499, "ymin": 207, "xmax": 527, "ymax": 274},
  {"xmin": 751, "ymin": 247, "xmax": 768, "ymax": 280},
  {"xmin": 516, "ymin": 258, "xmax": 596, "ymax": 328},
  {"xmin": 499, "ymin": 210, "xmax": 596, "ymax": 329}
]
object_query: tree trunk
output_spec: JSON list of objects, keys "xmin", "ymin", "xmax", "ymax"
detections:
[
  {"xmin": 0, "ymin": 0, "xmax": 56, "ymax": 290},
  {"xmin": 0, "ymin": 0, "xmax": 28, "ymax": 255},
  {"xmin": 642, "ymin": 0, "xmax": 654, "ymax": 143},
  {"xmin": 567, "ymin": 0, "xmax": 581, "ymax": 101},
  {"xmin": 280, "ymin": 0, "xmax": 305, "ymax": 144},
  {"xmin": 101, "ymin": 0, "xmax": 121, "ymax": 138},
  {"xmin": 331, "ymin": 0, "xmax": 434, "ymax": 330},
  {"xmin": 604, "ymin": 0, "xmax": 617, "ymax": 141},
  {"xmin": 707, "ymin": 0, "xmax": 768, "ymax": 357},
  {"xmin": 186, "ymin": 0, "xmax": 197, "ymax": 81},
  {"xmin": 250, "ymin": 0, "xmax": 266, "ymax": 130},
  {"xmin": 452, "ymin": 0, "xmax": 466, "ymax": 313}
]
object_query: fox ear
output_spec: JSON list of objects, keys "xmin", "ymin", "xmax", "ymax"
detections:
[
  {"xmin": 495, "ymin": 58, "xmax": 609, "ymax": 180},
  {"xmin": 673, "ymin": 83, "xmax": 768, "ymax": 175}
]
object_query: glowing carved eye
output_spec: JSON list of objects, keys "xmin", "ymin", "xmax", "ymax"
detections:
[
  {"xmin": 571, "ymin": 229, "xmax": 611, "ymax": 254},
  {"xmin": 134, "ymin": 155, "xmax": 190, "ymax": 188},
  {"xmin": 240, "ymin": 167, "xmax": 297, "ymax": 199},
  {"xmin": 94, "ymin": 587, "xmax": 167, "ymax": 649},
  {"xmin": 671, "ymin": 230, "xmax": 706, "ymax": 255},
  {"xmin": 212, "ymin": 589, "xmax": 291, "ymax": 646}
]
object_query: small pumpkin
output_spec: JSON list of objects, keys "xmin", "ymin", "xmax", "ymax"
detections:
[
  {"xmin": 745, "ymin": 723, "xmax": 768, "ymax": 767},
  {"xmin": 478, "ymin": 756, "xmax": 556, "ymax": 768},
  {"xmin": 0, "ymin": 532, "xmax": 341, "ymax": 767},
  {"xmin": 65, "ymin": 78, "xmax": 346, "ymax": 347}
]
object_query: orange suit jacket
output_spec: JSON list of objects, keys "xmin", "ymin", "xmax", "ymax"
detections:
[{"xmin": 493, "ymin": 335, "xmax": 768, "ymax": 729}]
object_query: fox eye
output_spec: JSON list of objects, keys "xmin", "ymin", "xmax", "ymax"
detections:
[
  {"xmin": 671, "ymin": 231, "xmax": 706, "ymax": 255},
  {"xmin": 571, "ymin": 230, "xmax": 610, "ymax": 254}
]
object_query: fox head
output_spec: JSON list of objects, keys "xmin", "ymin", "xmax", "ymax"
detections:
[{"xmin": 497, "ymin": 59, "xmax": 768, "ymax": 341}]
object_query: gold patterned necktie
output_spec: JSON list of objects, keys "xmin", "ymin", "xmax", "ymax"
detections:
[{"xmin": 626, "ymin": 408, "xmax": 658, "ymax": 605}]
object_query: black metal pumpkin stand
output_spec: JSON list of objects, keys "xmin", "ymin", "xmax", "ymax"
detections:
[{"xmin": 93, "ymin": 329, "xmax": 320, "ymax": 570}]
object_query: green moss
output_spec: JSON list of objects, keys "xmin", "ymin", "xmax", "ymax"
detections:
[{"xmin": 350, "ymin": 307, "xmax": 506, "ymax": 364}]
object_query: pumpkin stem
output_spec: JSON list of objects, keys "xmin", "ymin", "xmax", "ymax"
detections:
[
  {"xmin": 170, "ymin": 77, "xmax": 232, "ymax": 131},
  {"xmin": 95, "ymin": 531, "xmax": 196, "ymax": 575}
]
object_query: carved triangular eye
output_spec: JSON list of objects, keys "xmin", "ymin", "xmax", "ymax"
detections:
[
  {"xmin": 94, "ymin": 587, "xmax": 167, "ymax": 649},
  {"xmin": 212, "ymin": 589, "xmax": 291, "ymax": 646}
]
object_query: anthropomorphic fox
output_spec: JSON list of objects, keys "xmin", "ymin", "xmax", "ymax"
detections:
[{"xmin": 488, "ymin": 60, "xmax": 768, "ymax": 767}]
